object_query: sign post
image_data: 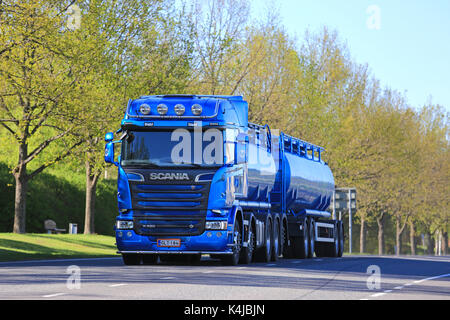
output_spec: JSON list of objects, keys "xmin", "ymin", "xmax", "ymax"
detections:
[{"xmin": 329, "ymin": 188, "xmax": 357, "ymax": 254}]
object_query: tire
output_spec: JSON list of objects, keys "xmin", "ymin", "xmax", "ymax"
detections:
[
  {"xmin": 240, "ymin": 220, "xmax": 255, "ymax": 264},
  {"xmin": 254, "ymin": 217, "xmax": 272, "ymax": 263},
  {"xmin": 142, "ymin": 254, "xmax": 158, "ymax": 265},
  {"xmin": 337, "ymin": 221, "xmax": 344, "ymax": 257},
  {"xmin": 330, "ymin": 221, "xmax": 340, "ymax": 257},
  {"xmin": 222, "ymin": 219, "xmax": 242, "ymax": 266},
  {"xmin": 122, "ymin": 253, "xmax": 141, "ymax": 265},
  {"xmin": 290, "ymin": 218, "xmax": 309, "ymax": 259},
  {"xmin": 271, "ymin": 217, "xmax": 280, "ymax": 261},
  {"xmin": 281, "ymin": 219, "xmax": 289, "ymax": 258},
  {"xmin": 314, "ymin": 243, "xmax": 328, "ymax": 257},
  {"xmin": 307, "ymin": 218, "xmax": 316, "ymax": 259}
]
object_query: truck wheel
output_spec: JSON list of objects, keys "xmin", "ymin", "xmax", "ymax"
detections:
[
  {"xmin": 254, "ymin": 217, "xmax": 273, "ymax": 262},
  {"xmin": 271, "ymin": 217, "xmax": 280, "ymax": 261},
  {"xmin": 330, "ymin": 221, "xmax": 340, "ymax": 257},
  {"xmin": 307, "ymin": 218, "xmax": 315, "ymax": 258},
  {"xmin": 337, "ymin": 221, "xmax": 344, "ymax": 257},
  {"xmin": 122, "ymin": 253, "xmax": 141, "ymax": 265},
  {"xmin": 281, "ymin": 219, "xmax": 289, "ymax": 258},
  {"xmin": 222, "ymin": 219, "xmax": 242, "ymax": 266},
  {"xmin": 142, "ymin": 254, "xmax": 158, "ymax": 265},
  {"xmin": 240, "ymin": 221, "xmax": 255, "ymax": 264},
  {"xmin": 291, "ymin": 218, "xmax": 309, "ymax": 259}
]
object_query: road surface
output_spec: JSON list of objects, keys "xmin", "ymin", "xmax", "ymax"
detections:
[{"xmin": 0, "ymin": 255, "xmax": 449, "ymax": 300}]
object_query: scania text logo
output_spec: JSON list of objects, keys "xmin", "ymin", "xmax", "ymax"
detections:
[{"xmin": 149, "ymin": 172, "xmax": 189, "ymax": 180}]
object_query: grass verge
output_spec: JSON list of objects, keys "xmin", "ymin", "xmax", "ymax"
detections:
[{"xmin": 0, "ymin": 233, "xmax": 119, "ymax": 262}]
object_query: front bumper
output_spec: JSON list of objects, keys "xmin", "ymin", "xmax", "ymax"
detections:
[{"xmin": 116, "ymin": 229, "xmax": 232, "ymax": 253}]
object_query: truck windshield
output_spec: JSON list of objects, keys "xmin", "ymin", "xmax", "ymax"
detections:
[{"xmin": 121, "ymin": 129, "xmax": 224, "ymax": 167}]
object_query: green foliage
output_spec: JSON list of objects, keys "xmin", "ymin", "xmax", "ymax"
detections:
[{"xmin": 0, "ymin": 161, "xmax": 117, "ymax": 235}]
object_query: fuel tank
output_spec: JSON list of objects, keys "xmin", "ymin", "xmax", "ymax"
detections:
[
  {"xmin": 241, "ymin": 129, "xmax": 334, "ymax": 212},
  {"xmin": 282, "ymin": 151, "xmax": 335, "ymax": 212}
]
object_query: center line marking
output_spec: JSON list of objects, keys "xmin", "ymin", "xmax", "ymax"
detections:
[{"xmin": 160, "ymin": 277, "xmax": 175, "ymax": 280}]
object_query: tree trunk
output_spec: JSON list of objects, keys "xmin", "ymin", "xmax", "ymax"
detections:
[
  {"xmin": 424, "ymin": 232, "xmax": 433, "ymax": 255},
  {"xmin": 360, "ymin": 217, "xmax": 366, "ymax": 254},
  {"xmin": 395, "ymin": 217, "xmax": 403, "ymax": 256},
  {"xmin": 13, "ymin": 141, "xmax": 29, "ymax": 234},
  {"xmin": 84, "ymin": 159, "xmax": 100, "ymax": 235},
  {"xmin": 443, "ymin": 232, "xmax": 448, "ymax": 255},
  {"xmin": 13, "ymin": 169, "xmax": 28, "ymax": 234},
  {"xmin": 409, "ymin": 220, "xmax": 416, "ymax": 255},
  {"xmin": 376, "ymin": 214, "xmax": 385, "ymax": 255}
]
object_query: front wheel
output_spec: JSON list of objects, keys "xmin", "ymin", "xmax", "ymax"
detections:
[
  {"xmin": 222, "ymin": 219, "xmax": 242, "ymax": 266},
  {"xmin": 240, "ymin": 221, "xmax": 255, "ymax": 264}
]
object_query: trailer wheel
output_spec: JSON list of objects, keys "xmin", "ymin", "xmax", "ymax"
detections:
[
  {"xmin": 122, "ymin": 253, "xmax": 141, "ymax": 265},
  {"xmin": 307, "ymin": 218, "xmax": 316, "ymax": 258},
  {"xmin": 281, "ymin": 218, "xmax": 289, "ymax": 258},
  {"xmin": 330, "ymin": 221, "xmax": 340, "ymax": 257},
  {"xmin": 222, "ymin": 219, "xmax": 242, "ymax": 266},
  {"xmin": 337, "ymin": 221, "xmax": 344, "ymax": 257},
  {"xmin": 290, "ymin": 218, "xmax": 309, "ymax": 259},
  {"xmin": 271, "ymin": 217, "xmax": 280, "ymax": 261}
]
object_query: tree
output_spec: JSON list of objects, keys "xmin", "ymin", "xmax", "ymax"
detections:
[{"xmin": 0, "ymin": 0, "xmax": 87, "ymax": 233}]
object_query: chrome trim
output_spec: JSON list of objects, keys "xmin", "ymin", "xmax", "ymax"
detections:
[
  {"xmin": 126, "ymin": 172, "xmax": 145, "ymax": 182},
  {"xmin": 118, "ymin": 250, "xmax": 233, "ymax": 255}
]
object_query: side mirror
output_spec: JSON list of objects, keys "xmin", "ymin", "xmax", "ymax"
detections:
[
  {"xmin": 104, "ymin": 142, "xmax": 118, "ymax": 166},
  {"xmin": 105, "ymin": 132, "xmax": 114, "ymax": 142}
]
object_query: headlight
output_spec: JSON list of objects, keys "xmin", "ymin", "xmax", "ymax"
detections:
[
  {"xmin": 116, "ymin": 220, "xmax": 133, "ymax": 230},
  {"xmin": 191, "ymin": 104, "xmax": 202, "ymax": 115},
  {"xmin": 139, "ymin": 104, "xmax": 151, "ymax": 115},
  {"xmin": 157, "ymin": 104, "xmax": 168, "ymax": 115},
  {"xmin": 205, "ymin": 221, "xmax": 228, "ymax": 230},
  {"xmin": 174, "ymin": 104, "xmax": 185, "ymax": 115}
]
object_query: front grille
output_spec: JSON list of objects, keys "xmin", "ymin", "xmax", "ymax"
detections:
[
  {"xmin": 125, "ymin": 168, "xmax": 214, "ymax": 236},
  {"xmin": 133, "ymin": 212, "xmax": 205, "ymax": 236}
]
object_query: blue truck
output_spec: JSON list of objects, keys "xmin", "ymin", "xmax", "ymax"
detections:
[{"xmin": 105, "ymin": 95, "xmax": 344, "ymax": 265}]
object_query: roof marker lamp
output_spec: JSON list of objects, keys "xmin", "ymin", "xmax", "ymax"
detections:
[
  {"xmin": 191, "ymin": 104, "xmax": 202, "ymax": 115},
  {"xmin": 174, "ymin": 104, "xmax": 185, "ymax": 116},
  {"xmin": 157, "ymin": 104, "xmax": 168, "ymax": 115},
  {"xmin": 139, "ymin": 103, "xmax": 151, "ymax": 115}
]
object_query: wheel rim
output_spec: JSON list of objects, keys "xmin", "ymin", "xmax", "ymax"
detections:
[
  {"xmin": 309, "ymin": 221, "xmax": 315, "ymax": 255},
  {"xmin": 266, "ymin": 220, "xmax": 272, "ymax": 258},
  {"xmin": 273, "ymin": 220, "xmax": 279, "ymax": 257}
]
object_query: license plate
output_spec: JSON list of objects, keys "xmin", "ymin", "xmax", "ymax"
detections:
[{"xmin": 157, "ymin": 239, "xmax": 181, "ymax": 247}]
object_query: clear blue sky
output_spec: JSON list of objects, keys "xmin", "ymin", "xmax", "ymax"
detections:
[{"xmin": 251, "ymin": 0, "xmax": 450, "ymax": 112}]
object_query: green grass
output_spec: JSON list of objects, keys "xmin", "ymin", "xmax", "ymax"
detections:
[{"xmin": 0, "ymin": 233, "xmax": 119, "ymax": 262}]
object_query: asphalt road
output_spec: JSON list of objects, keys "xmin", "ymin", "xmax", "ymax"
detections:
[{"xmin": 0, "ymin": 255, "xmax": 449, "ymax": 300}]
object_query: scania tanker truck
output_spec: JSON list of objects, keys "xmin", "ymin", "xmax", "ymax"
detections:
[{"xmin": 105, "ymin": 95, "xmax": 344, "ymax": 265}]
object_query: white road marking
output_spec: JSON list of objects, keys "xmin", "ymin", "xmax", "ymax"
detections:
[
  {"xmin": 413, "ymin": 273, "xmax": 450, "ymax": 284},
  {"xmin": 367, "ymin": 273, "xmax": 450, "ymax": 299},
  {"xmin": 109, "ymin": 283, "xmax": 127, "ymax": 287},
  {"xmin": 371, "ymin": 292, "xmax": 386, "ymax": 298},
  {"xmin": 266, "ymin": 264, "xmax": 276, "ymax": 266},
  {"xmin": 160, "ymin": 277, "xmax": 175, "ymax": 280},
  {"xmin": 42, "ymin": 293, "xmax": 66, "ymax": 298}
]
